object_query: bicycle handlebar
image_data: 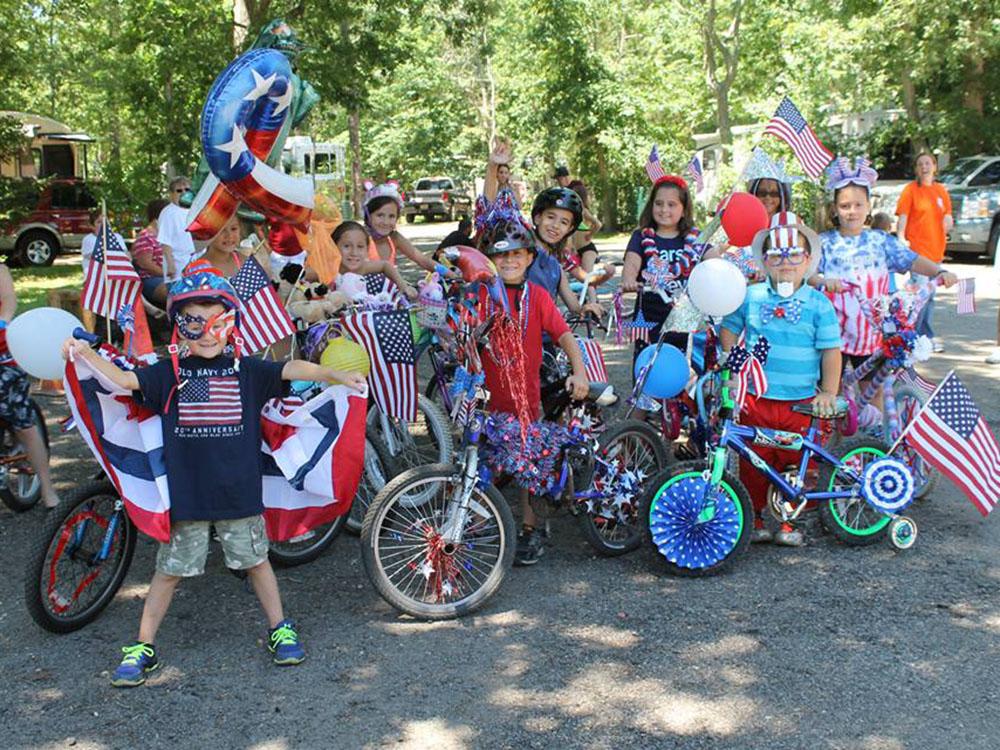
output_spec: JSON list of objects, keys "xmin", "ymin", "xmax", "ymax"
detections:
[{"xmin": 73, "ymin": 327, "xmax": 101, "ymax": 345}]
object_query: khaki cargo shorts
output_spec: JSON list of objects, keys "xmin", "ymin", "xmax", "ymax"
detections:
[{"xmin": 156, "ymin": 515, "xmax": 269, "ymax": 577}]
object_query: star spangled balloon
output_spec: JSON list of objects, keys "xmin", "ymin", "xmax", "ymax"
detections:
[{"xmin": 648, "ymin": 474, "xmax": 743, "ymax": 570}]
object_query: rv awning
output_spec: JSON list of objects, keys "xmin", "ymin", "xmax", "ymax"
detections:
[{"xmin": 39, "ymin": 132, "xmax": 96, "ymax": 143}]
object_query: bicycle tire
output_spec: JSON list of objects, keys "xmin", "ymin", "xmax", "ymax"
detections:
[
  {"xmin": 346, "ymin": 436, "xmax": 392, "ymax": 535},
  {"xmin": 24, "ymin": 480, "xmax": 136, "ymax": 633},
  {"xmin": 360, "ymin": 463, "xmax": 515, "ymax": 620},
  {"xmin": 818, "ymin": 437, "xmax": 892, "ymax": 545},
  {"xmin": 888, "ymin": 384, "xmax": 939, "ymax": 500},
  {"xmin": 640, "ymin": 460, "xmax": 751, "ymax": 577},
  {"xmin": 366, "ymin": 394, "xmax": 454, "ymax": 475},
  {"xmin": 576, "ymin": 419, "xmax": 670, "ymax": 557},
  {"xmin": 268, "ymin": 512, "xmax": 350, "ymax": 567},
  {"xmin": 0, "ymin": 400, "xmax": 50, "ymax": 512}
]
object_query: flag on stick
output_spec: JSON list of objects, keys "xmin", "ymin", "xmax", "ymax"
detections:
[
  {"xmin": 645, "ymin": 146, "xmax": 666, "ymax": 183},
  {"xmin": 81, "ymin": 221, "xmax": 141, "ymax": 321},
  {"xmin": 901, "ymin": 371, "xmax": 1000, "ymax": 516},
  {"xmin": 340, "ymin": 309, "xmax": 418, "ymax": 422},
  {"xmin": 576, "ymin": 336, "xmax": 608, "ymax": 383},
  {"xmin": 230, "ymin": 256, "xmax": 296, "ymax": 353},
  {"xmin": 763, "ymin": 97, "xmax": 834, "ymax": 178},
  {"xmin": 686, "ymin": 155, "xmax": 704, "ymax": 193},
  {"xmin": 956, "ymin": 278, "xmax": 976, "ymax": 315}
]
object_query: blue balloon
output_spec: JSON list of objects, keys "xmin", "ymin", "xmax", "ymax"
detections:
[{"xmin": 633, "ymin": 343, "xmax": 689, "ymax": 399}]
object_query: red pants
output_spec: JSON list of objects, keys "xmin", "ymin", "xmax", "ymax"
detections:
[{"xmin": 738, "ymin": 397, "xmax": 820, "ymax": 516}]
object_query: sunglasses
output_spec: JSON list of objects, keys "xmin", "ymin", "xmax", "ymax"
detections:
[
  {"xmin": 173, "ymin": 187, "xmax": 189, "ymax": 194},
  {"xmin": 175, "ymin": 309, "xmax": 235, "ymax": 341},
  {"xmin": 764, "ymin": 248, "xmax": 807, "ymax": 266},
  {"xmin": 755, "ymin": 190, "xmax": 782, "ymax": 199}
]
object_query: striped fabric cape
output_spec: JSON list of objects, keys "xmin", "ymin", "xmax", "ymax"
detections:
[{"xmin": 64, "ymin": 354, "xmax": 367, "ymax": 543}]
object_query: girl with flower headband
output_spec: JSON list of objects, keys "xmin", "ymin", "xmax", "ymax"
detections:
[
  {"xmin": 809, "ymin": 157, "xmax": 957, "ymax": 369},
  {"xmin": 362, "ymin": 183, "xmax": 437, "ymax": 273},
  {"xmin": 620, "ymin": 174, "xmax": 721, "ymax": 367}
]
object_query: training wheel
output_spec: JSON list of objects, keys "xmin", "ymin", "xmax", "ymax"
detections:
[{"xmin": 888, "ymin": 516, "xmax": 918, "ymax": 550}]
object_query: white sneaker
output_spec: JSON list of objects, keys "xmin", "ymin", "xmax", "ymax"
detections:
[{"xmin": 986, "ymin": 349, "xmax": 1000, "ymax": 365}]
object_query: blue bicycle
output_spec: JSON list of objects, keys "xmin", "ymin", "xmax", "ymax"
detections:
[{"xmin": 641, "ymin": 370, "xmax": 918, "ymax": 577}]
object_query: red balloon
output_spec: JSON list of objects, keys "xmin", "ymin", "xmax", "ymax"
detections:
[
  {"xmin": 720, "ymin": 192, "xmax": 769, "ymax": 246},
  {"xmin": 444, "ymin": 245, "xmax": 498, "ymax": 284}
]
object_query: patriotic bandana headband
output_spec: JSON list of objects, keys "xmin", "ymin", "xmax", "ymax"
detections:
[{"xmin": 826, "ymin": 156, "xmax": 878, "ymax": 194}]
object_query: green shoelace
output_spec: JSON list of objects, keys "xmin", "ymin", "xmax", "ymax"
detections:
[
  {"xmin": 120, "ymin": 643, "xmax": 155, "ymax": 665},
  {"xmin": 269, "ymin": 624, "xmax": 298, "ymax": 647}
]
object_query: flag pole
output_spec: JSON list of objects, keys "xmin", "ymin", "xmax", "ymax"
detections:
[
  {"xmin": 888, "ymin": 370, "xmax": 952, "ymax": 455},
  {"xmin": 100, "ymin": 199, "xmax": 112, "ymax": 343}
]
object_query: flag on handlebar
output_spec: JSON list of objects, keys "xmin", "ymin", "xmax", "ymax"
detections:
[
  {"xmin": 339, "ymin": 309, "xmax": 418, "ymax": 422},
  {"xmin": 576, "ymin": 336, "xmax": 608, "ymax": 383}
]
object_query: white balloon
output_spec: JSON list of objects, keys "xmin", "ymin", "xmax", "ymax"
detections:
[
  {"xmin": 686, "ymin": 258, "xmax": 747, "ymax": 318},
  {"xmin": 6, "ymin": 307, "xmax": 83, "ymax": 380}
]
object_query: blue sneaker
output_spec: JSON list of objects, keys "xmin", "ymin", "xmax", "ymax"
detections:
[
  {"xmin": 111, "ymin": 642, "xmax": 159, "ymax": 687},
  {"xmin": 267, "ymin": 619, "xmax": 305, "ymax": 665}
]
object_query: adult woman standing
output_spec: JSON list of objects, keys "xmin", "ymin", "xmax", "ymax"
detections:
[{"xmin": 895, "ymin": 152, "xmax": 953, "ymax": 352}]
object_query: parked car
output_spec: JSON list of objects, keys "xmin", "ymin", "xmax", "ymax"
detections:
[
  {"xmin": 0, "ymin": 178, "xmax": 97, "ymax": 266},
  {"xmin": 403, "ymin": 177, "xmax": 472, "ymax": 223},
  {"xmin": 939, "ymin": 155, "xmax": 1000, "ymax": 261}
]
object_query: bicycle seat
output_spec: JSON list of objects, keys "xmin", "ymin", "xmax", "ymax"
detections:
[
  {"xmin": 586, "ymin": 383, "xmax": 618, "ymax": 407},
  {"xmin": 791, "ymin": 397, "xmax": 850, "ymax": 420}
]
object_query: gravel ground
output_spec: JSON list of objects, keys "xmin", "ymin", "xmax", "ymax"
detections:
[{"xmin": 2, "ymin": 228, "xmax": 999, "ymax": 750}]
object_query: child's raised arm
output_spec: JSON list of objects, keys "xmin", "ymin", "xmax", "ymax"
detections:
[
  {"xmin": 62, "ymin": 339, "xmax": 140, "ymax": 391},
  {"xmin": 392, "ymin": 233, "xmax": 437, "ymax": 273},
  {"xmin": 281, "ymin": 360, "xmax": 367, "ymax": 392}
]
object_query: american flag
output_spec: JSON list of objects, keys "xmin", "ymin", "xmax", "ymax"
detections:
[
  {"xmin": 956, "ymin": 278, "xmax": 976, "ymax": 315},
  {"xmin": 81, "ymin": 222, "xmax": 141, "ymax": 319},
  {"xmin": 230, "ymin": 256, "xmax": 295, "ymax": 353},
  {"xmin": 576, "ymin": 336, "xmax": 608, "ymax": 383},
  {"xmin": 903, "ymin": 371, "xmax": 1000, "ymax": 516},
  {"xmin": 629, "ymin": 322, "xmax": 651, "ymax": 343},
  {"xmin": 178, "ymin": 376, "xmax": 242, "ymax": 426},
  {"xmin": 899, "ymin": 368, "xmax": 937, "ymax": 398},
  {"xmin": 763, "ymin": 97, "xmax": 833, "ymax": 179},
  {"xmin": 364, "ymin": 273, "xmax": 403, "ymax": 305},
  {"xmin": 645, "ymin": 145, "xmax": 666, "ymax": 183},
  {"xmin": 727, "ymin": 337, "xmax": 770, "ymax": 410},
  {"xmin": 686, "ymin": 155, "xmax": 704, "ymax": 193},
  {"xmin": 340, "ymin": 310, "xmax": 417, "ymax": 422}
]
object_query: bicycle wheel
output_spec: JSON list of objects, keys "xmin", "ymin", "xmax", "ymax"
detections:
[
  {"xmin": 576, "ymin": 420, "xmax": 670, "ymax": 557},
  {"xmin": 25, "ymin": 480, "xmax": 136, "ymax": 633},
  {"xmin": 888, "ymin": 384, "xmax": 939, "ymax": 500},
  {"xmin": 346, "ymin": 437, "xmax": 392, "ymax": 535},
  {"xmin": 367, "ymin": 394, "xmax": 454, "ymax": 474},
  {"xmin": 0, "ymin": 400, "xmax": 50, "ymax": 512},
  {"xmin": 640, "ymin": 460, "xmax": 751, "ymax": 577},
  {"xmin": 268, "ymin": 513, "xmax": 349, "ymax": 567},
  {"xmin": 361, "ymin": 463, "xmax": 515, "ymax": 620},
  {"xmin": 818, "ymin": 437, "xmax": 892, "ymax": 545}
]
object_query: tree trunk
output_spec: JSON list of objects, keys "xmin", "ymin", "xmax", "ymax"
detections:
[
  {"xmin": 595, "ymin": 143, "xmax": 614, "ymax": 228},
  {"xmin": 233, "ymin": 0, "xmax": 251, "ymax": 52},
  {"xmin": 349, "ymin": 109, "xmax": 363, "ymax": 219},
  {"xmin": 164, "ymin": 69, "xmax": 176, "ymax": 178},
  {"xmin": 900, "ymin": 65, "xmax": 927, "ymax": 153}
]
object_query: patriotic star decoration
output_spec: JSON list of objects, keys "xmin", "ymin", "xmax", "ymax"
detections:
[
  {"xmin": 760, "ymin": 299, "xmax": 803, "ymax": 325},
  {"xmin": 642, "ymin": 255, "xmax": 679, "ymax": 292},
  {"xmin": 270, "ymin": 80, "xmax": 294, "ymax": 115},
  {"xmin": 216, "ymin": 125, "xmax": 249, "ymax": 169},
  {"xmin": 243, "ymin": 68, "xmax": 277, "ymax": 102}
]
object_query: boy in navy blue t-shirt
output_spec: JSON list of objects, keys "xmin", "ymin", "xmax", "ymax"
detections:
[{"xmin": 64, "ymin": 271, "xmax": 365, "ymax": 687}]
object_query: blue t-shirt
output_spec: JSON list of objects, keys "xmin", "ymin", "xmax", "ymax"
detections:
[
  {"xmin": 722, "ymin": 280, "xmax": 842, "ymax": 401},
  {"xmin": 527, "ymin": 244, "xmax": 563, "ymax": 299},
  {"xmin": 134, "ymin": 356, "xmax": 287, "ymax": 521}
]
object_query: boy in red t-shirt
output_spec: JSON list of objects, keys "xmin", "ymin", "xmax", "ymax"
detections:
[{"xmin": 479, "ymin": 221, "xmax": 589, "ymax": 566}]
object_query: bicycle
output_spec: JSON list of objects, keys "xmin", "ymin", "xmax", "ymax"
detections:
[
  {"xmin": 640, "ymin": 366, "xmax": 920, "ymax": 578},
  {"xmin": 360, "ymin": 309, "xmax": 669, "ymax": 620},
  {"xmin": 0, "ymin": 397, "xmax": 49, "ymax": 512}
]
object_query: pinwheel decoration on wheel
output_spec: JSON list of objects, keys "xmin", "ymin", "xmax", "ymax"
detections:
[
  {"xmin": 648, "ymin": 473, "xmax": 744, "ymax": 571},
  {"xmin": 861, "ymin": 457, "xmax": 915, "ymax": 515},
  {"xmin": 187, "ymin": 48, "xmax": 314, "ymax": 239}
]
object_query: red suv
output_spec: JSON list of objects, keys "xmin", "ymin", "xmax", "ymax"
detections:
[{"xmin": 0, "ymin": 178, "xmax": 97, "ymax": 267}]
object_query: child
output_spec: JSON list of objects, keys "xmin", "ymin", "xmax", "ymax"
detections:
[
  {"xmin": 620, "ymin": 175, "xmax": 721, "ymax": 374},
  {"xmin": 478, "ymin": 220, "xmax": 589, "ymax": 566},
  {"xmin": 333, "ymin": 220, "xmax": 418, "ymax": 302},
  {"xmin": 363, "ymin": 184, "xmax": 438, "ymax": 273},
  {"xmin": 810, "ymin": 158, "xmax": 957, "ymax": 368},
  {"xmin": 63, "ymin": 271, "xmax": 366, "ymax": 687},
  {"xmin": 526, "ymin": 187, "xmax": 605, "ymax": 319},
  {"xmin": 721, "ymin": 212, "xmax": 842, "ymax": 546}
]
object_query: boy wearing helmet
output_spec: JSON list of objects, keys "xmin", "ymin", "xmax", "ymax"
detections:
[
  {"xmin": 720, "ymin": 213, "xmax": 842, "ymax": 547},
  {"xmin": 479, "ymin": 220, "xmax": 589, "ymax": 566},
  {"xmin": 63, "ymin": 271, "xmax": 366, "ymax": 687}
]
